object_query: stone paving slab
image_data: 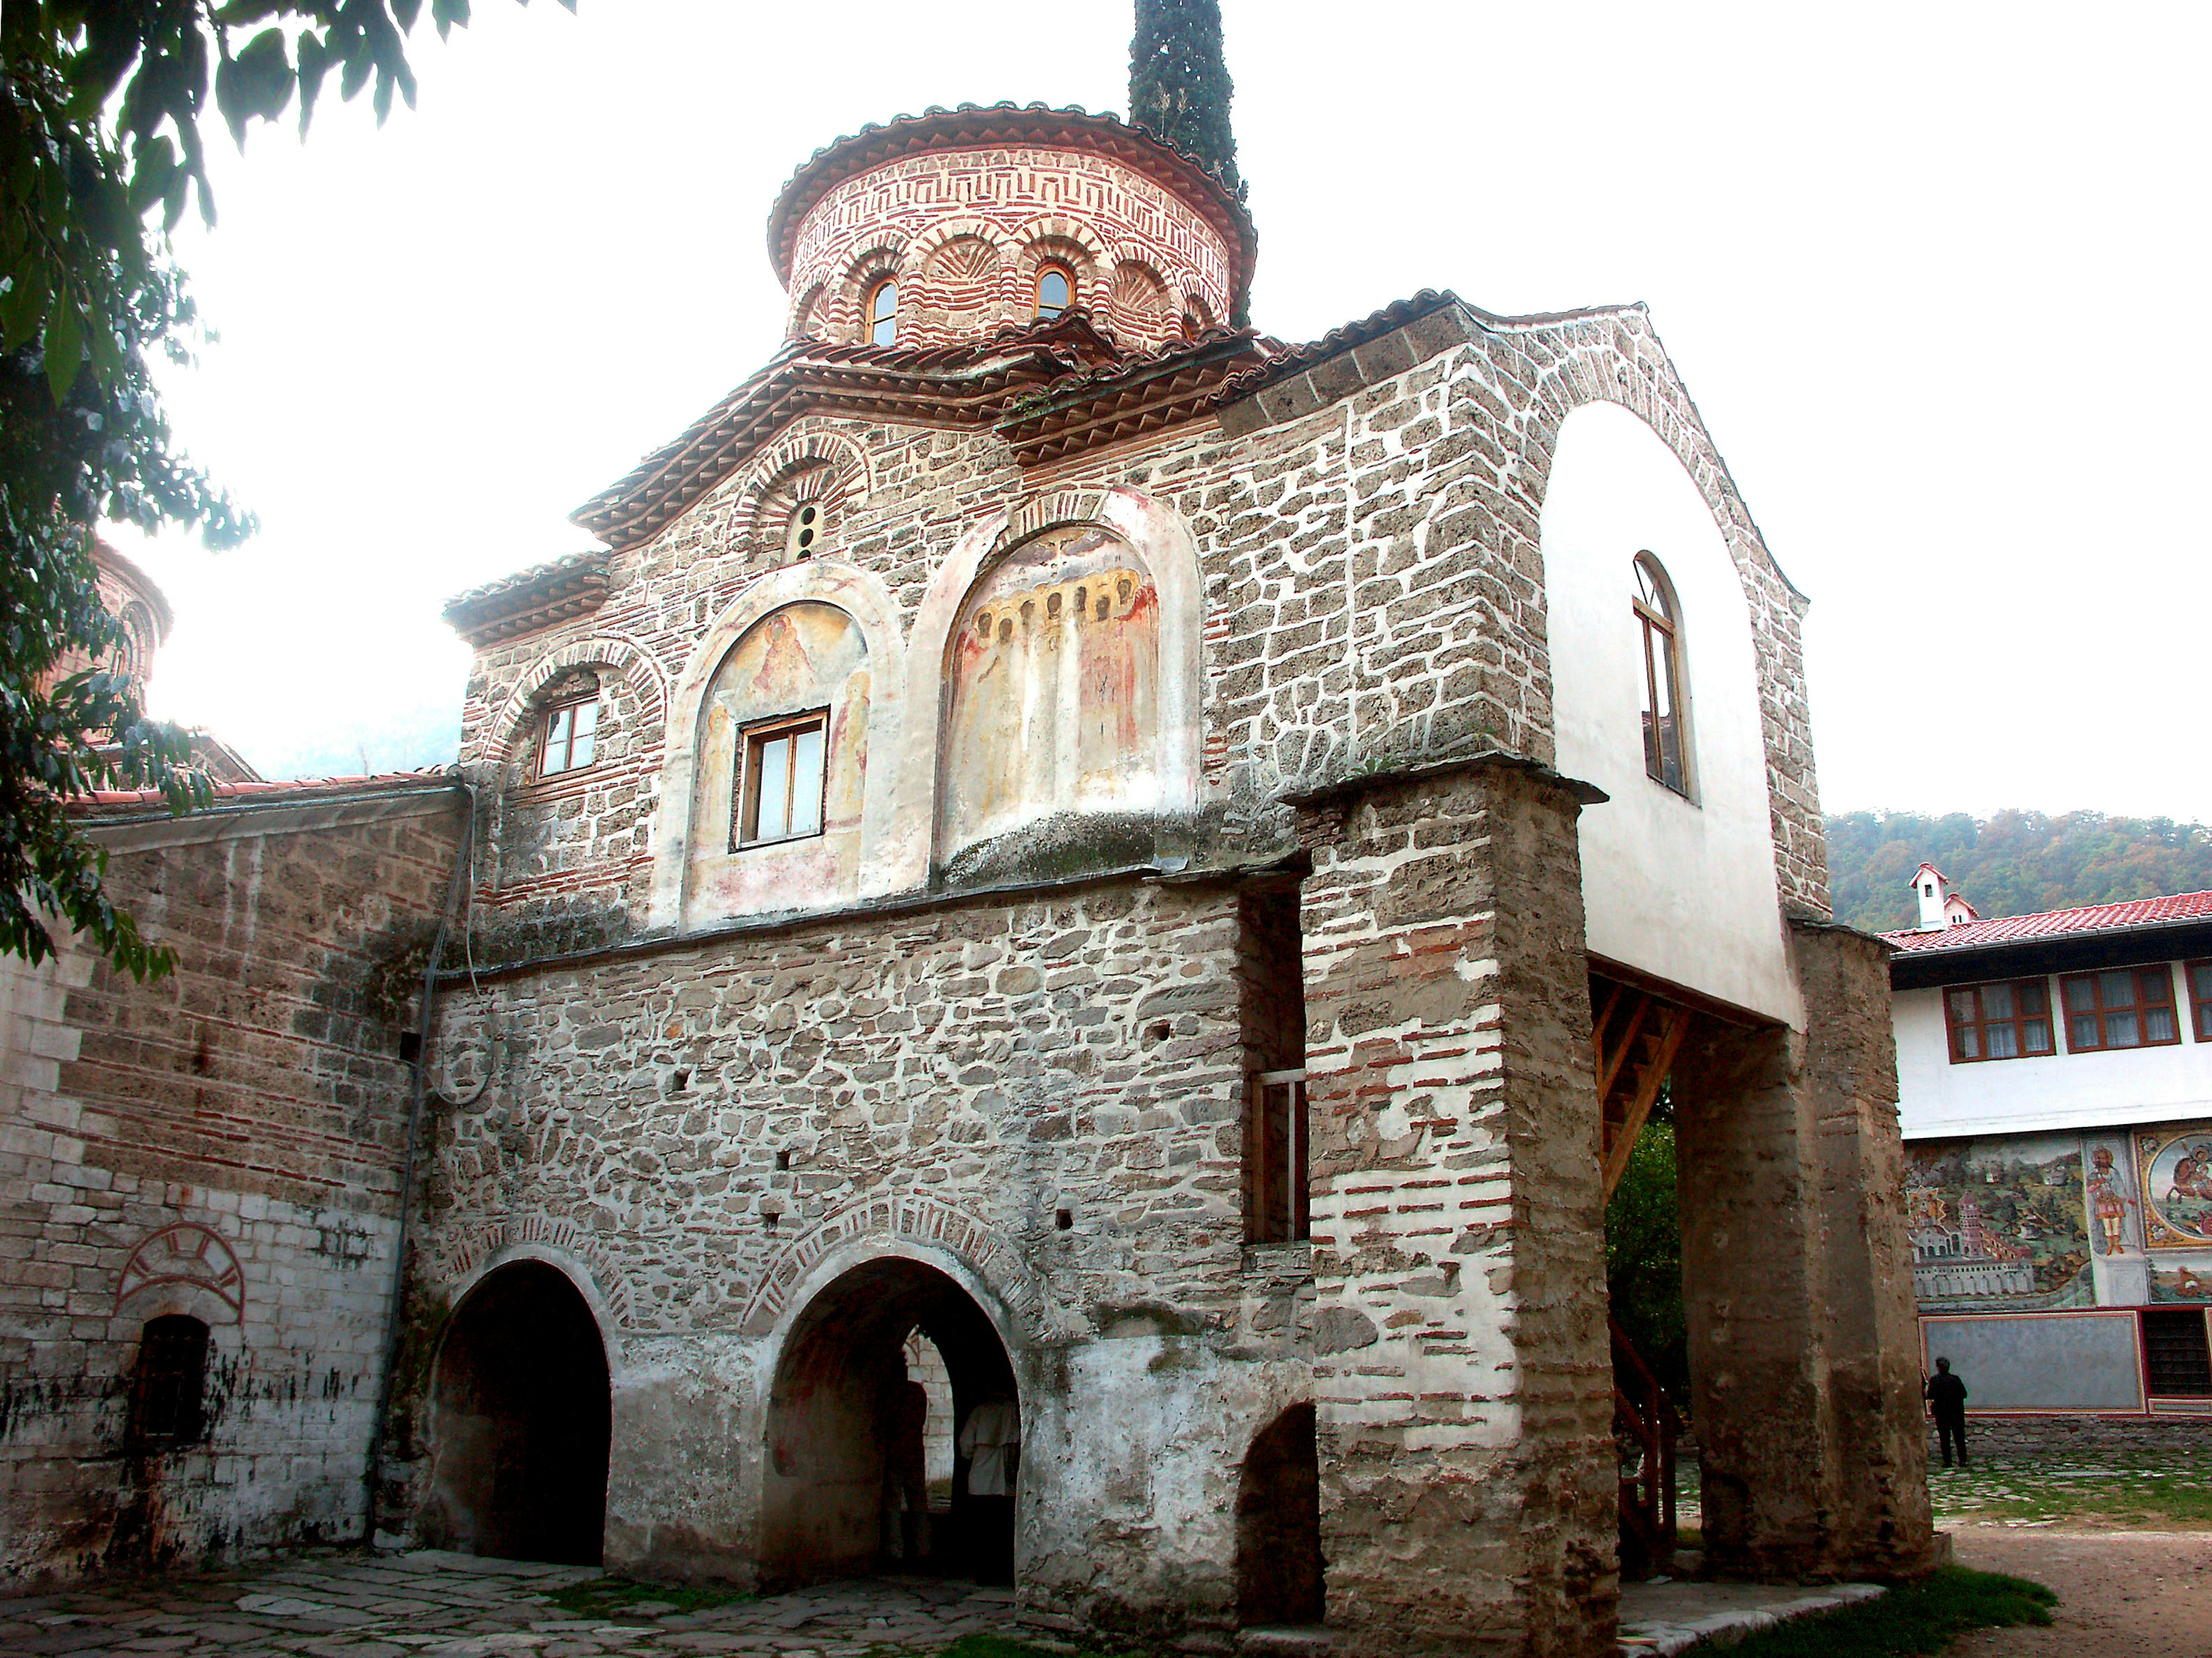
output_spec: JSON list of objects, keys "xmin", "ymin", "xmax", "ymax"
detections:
[
  {"xmin": 1616, "ymin": 1579, "xmax": 1885, "ymax": 1655},
  {"xmin": 0, "ymin": 1553, "xmax": 1012, "ymax": 1658}
]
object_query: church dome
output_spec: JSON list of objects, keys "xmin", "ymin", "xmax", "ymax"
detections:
[{"xmin": 766, "ymin": 103, "xmax": 1256, "ymax": 354}]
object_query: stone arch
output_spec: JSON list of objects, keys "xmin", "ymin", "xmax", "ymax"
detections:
[
  {"xmin": 903, "ymin": 487, "xmax": 1203, "ymax": 879},
  {"xmin": 759, "ymin": 1247, "xmax": 1023, "ymax": 1585},
  {"xmin": 440, "ymin": 1228, "xmax": 631, "ymax": 1363},
  {"xmin": 723, "ymin": 426, "xmax": 874, "ymax": 556},
  {"xmin": 490, "ymin": 631, "xmax": 669, "ymax": 780},
  {"xmin": 788, "ymin": 280, "xmax": 826, "ymax": 339},
  {"xmin": 647, "ymin": 563, "xmax": 910, "ymax": 928},
  {"xmin": 740, "ymin": 1194, "xmax": 1044, "ymax": 1343},
  {"xmin": 1106, "ymin": 259, "xmax": 1173, "ymax": 346},
  {"xmin": 115, "ymin": 1223, "xmax": 244, "ymax": 1323},
  {"xmin": 419, "ymin": 1259, "xmax": 612, "ymax": 1566}
]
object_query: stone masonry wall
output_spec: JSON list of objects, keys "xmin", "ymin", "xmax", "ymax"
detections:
[
  {"xmin": 0, "ymin": 788, "xmax": 463, "ymax": 1585},
  {"xmin": 407, "ymin": 874, "xmax": 1315, "ymax": 1629},
  {"xmin": 1295, "ymin": 759, "xmax": 1615, "ymax": 1658},
  {"xmin": 457, "ymin": 302, "xmax": 1830, "ymax": 962}
]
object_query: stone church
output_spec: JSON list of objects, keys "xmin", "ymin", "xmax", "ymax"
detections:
[{"xmin": 1, "ymin": 100, "xmax": 1935, "ymax": 1656}]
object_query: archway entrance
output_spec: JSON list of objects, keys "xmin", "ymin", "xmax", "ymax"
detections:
[
  {"xmin": 424, "ymin": 1261, "xmax": 611, "ymax": 1565},
  {"xmin": 1236, "ymin": 1403, "xmax": 1323, "ymax": 1627},
  {"xmin": 764, "ymin": 1256, "xmax": 1018, "ymax": 1587}
]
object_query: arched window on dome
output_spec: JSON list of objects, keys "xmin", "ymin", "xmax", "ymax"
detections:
[
  {"xmin": 1035, "ymin": 263, "xmax": 1073, "ymax": 322},
  {"xmin": 866, "ymin": 278, "xmax": 899, "ymax": 347},
  {"xmin": 1632, "ymin": 552, "xmax": 1690, "ymax": 797},
  {"xmin": 785, "ymin": 502, "xmax": 821, "ymax": 562}
]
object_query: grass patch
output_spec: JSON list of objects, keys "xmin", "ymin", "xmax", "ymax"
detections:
[
  {"xmin": 1705, "ymin": 1567, "xmax": 2052, "ymax": 1656},
  {"xmin": 543, "ymin": 1576, "xmax": 756, "ymax": 1621},
  {"xmin": 1927, "ymin": 1459, "xmax": 2212, "ymax": 1528}
]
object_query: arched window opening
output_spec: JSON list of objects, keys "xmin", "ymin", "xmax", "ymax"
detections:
[
  {"xmin": 1237, "ymin": 1403, "xmax": 1323, "ymax": 1627},
  {"xmin": 786, "ymin": 501, "xmax": 821, "ymax": 561},
  {"xmin": 867, "ymin": 278, "xmax": 899, "ymax": 347},
  {"xmin": 127, "ymin": 1315, "xmax": 209, "ymax": 1449},
  {"xmin": 1633, "ymin": 553, "xmax": 1689, "ymax": 797},
  {"xmin": 1035, "ymin": 263, "xmax": 1073, "ymax": 321}
]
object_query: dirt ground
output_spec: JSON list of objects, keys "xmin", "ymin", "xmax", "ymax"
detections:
[{"xmin": 1948, "ymin": 1523, "xmax": 2212, "ymax": 1658}]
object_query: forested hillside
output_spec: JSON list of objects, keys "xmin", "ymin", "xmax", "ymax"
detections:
[{"xmin": 1827, "ymin": 810, "xmax": 2212, "ymax": 933}]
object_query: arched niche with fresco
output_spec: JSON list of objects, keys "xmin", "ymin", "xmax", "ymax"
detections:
[
  {"xmin": 685, "ymin": 602, "xmax": 872, "ymax": 922},
  {"xmin": 937, "ymin": 525, "xmax": 1161, "ymax": 883}
]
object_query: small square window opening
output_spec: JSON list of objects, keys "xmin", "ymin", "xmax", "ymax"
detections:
[
  {"xmin": 737, "ymin": 713, "xmax": 828, "ymax": 848},
  {"xmin": 540, "ymin": 697, "xmax": 599, "ymax": 777}
]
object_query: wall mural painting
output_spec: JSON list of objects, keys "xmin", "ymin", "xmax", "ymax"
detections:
[
  {"xmin": 2150, "ymin": 1263, "xmax": 2212, "ymax": 1302},
  {"xmin": 2137, "ymin": 1123, "xmax": 2212, "ymax": 1249},
  {"xmin": 1905, "ymin": 1136, "xmax": 2092, "ymax": 1309},
  {"xmin": 941, "ymin": 526, "xmax": 1158, "ymax": 857},
  {"xmin": 2082, "ymin": 1133, "xmax": 2143, "ymax": 1256}
]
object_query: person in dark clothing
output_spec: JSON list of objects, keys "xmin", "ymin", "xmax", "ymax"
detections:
[{"xmin": 1926, "ymin": 1356, "xmax": 1969, "ymax": 1466}]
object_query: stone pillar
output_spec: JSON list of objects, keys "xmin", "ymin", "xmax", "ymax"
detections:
[
  {"xmin": 1294, "ymin": 757, "xmax": 1615, "ymax": 1658},
  {"xmin": 1671, "ymin": 921, "xmax": 1934, "ymax": 1581}
]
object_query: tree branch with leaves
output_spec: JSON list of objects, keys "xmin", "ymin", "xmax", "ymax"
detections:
[{"xmin": 0, "ymin": 0, "xmax": 566, "ymax": 978}]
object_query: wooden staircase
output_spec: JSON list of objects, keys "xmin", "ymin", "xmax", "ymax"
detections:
[{"xmin": 1592, "ymin": 971, "xmax": 1693, "ymax": 1577}]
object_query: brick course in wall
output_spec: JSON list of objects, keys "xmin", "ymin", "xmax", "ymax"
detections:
[{"xmin": 0, "ymin": 784, "xmax": 464, "ymax": 1584}]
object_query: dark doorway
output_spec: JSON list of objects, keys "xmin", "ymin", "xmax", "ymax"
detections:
[
  {"xmin": 127, "ymin": 1315, "xmax": 210, "ymax": 1449},
  {"xmin": 1236, "ymin": 1402, "xmax": 1323, "ymax": 1627},
  {"xmin": 425, "ymin": 1261, "xmax": 611, "ymax": 1565},
  {"xmin": 764, "ymin": 1257, "xmax": 1018, "ymax": 1588}
]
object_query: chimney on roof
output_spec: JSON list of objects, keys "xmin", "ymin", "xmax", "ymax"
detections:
[{"xmin": 1910, "ymin": 862, "xmax": 1980, "ymax": 931}]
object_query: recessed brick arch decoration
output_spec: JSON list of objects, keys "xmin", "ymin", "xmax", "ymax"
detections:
[
  {"xmin": 738, "ymin": 1193, "xmax": 1046, "ymax": 1340},
  {"xmin": 491, "ymin": 632, "xmax": 670, "ymax": 779},
  {"xmin": 116, "ymin": 1223, "xmax": 245, "ymax": 1322},
  {"xmin": 827, "ymin": 240, "xmax": 910, "ymax": 343},
  {"xmin": 1511, "ymin": 308, "xmax": 1825, "ymax": 910},
  {"xmin": 724, "ymin": 428, "xmax": 874, "ymax": 558},
  {"xmin": 439, "ymin": 1215, "xmax": 635, "ymax": 1330},
  {"xmin": 1010, "ymin": 214, "xmax": 1108, "ymax": 309}
]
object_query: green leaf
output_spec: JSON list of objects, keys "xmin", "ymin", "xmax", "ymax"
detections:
[{"xmin": 43, "ymin": 296, "xmax": 84, "ymax": 402}]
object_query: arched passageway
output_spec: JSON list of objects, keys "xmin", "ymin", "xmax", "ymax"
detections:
[
  {"xmin": 423, "ymin": 1261, "xmax": 611, "ymax": 1565},
  {"xmin": 765, "ymin": 1257, "xmax": 1018, "ymax": 1587},
  {"xmin": 1237, "ymin": 1403, "xmax": 1323, "ymax": 1627}
]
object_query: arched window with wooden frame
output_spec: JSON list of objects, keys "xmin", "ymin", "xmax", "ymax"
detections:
[
  {"xmin": 866, "ymin": 277, "xmax": 899, "ymax": 347},
  {"xmin": 1633, "ymin": 552, "xmax": 1690, "ymax": 797},
  {"xmin": 1034, "ymin": 262, "xmax": 1073, "ymax": 321}
]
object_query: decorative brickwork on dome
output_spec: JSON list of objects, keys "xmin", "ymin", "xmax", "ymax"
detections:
[{"xmin": 770, "ymin": 105, "xmax": 1253, "ymax": 354}]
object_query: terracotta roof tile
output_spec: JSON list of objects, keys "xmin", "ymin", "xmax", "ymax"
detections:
[
  {"xmin": 1881, "ymin": 890, "xmax": 2212, "ymax": 953},
  {"xmin": 72, "ymin": 769, "xmax": 458, "ymax": 814}
]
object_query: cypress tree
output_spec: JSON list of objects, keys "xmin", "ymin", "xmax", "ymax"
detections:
[{"xmin": 1128, "ymin": 0, "xmax": 1244, "ymax": 200}]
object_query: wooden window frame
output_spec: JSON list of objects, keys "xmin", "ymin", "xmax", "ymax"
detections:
[
  {"xmin": 866, "ymin": 277, "xmax": 899, "ymax": 347},
  {"xmin": 2061, "ymin": 964, "xmax": 2182, "ymax": 1054},
  {"xmin": 537, "ymin": 695, "xmax": 600, "ymax": 779},
  {"xmin": 2187, "ymin": 960, "xmax": 2212, "ymax": 1043},
  {"xmin": 734, "ymin": 710, "xmax": 830, "ymax": 851},
  {"xmin": 1246, "ymin": 1068, "xmax": 1309, "ymax": 1245},
  {"xmin": 1034, "ymin": 262, "xmax": 1074, "ymax": 321},
  {"xmin": 1941, "ymin": 977, "xmax": 2055, "ymax": 1064},
  {"xmin": 1632, "ymin": 553, "xmax": 1690, "ymax": 798}
]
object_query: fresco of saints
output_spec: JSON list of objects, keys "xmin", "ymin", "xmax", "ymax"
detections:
[{"xmin": 2088, "ymin": 1147, "xmax": 2130, "ymax": 1254}]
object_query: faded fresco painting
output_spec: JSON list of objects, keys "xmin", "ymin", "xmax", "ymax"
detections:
[
  {"xmin": 941, "ymin": 526, "xmax": 1158, "ymax": 858},
  {"xmin": 2137, "ymin": 1122, "xmax": 2212, "ymax": 1248},
  {"xmin": 2083, "ymin": 1134, "xmax": 2143, "ymax": 1255},
  {"xmin": 687, "ymin": 601, "xmax": 872, "ymax": 919},
  {"xmin": 2150, "ymin": 1262, "xmax": 2212, "ymax": 1302},
  {"xmin": 1906, "ymin": 1136, "xmax": 2092, "ymax": 1309}
]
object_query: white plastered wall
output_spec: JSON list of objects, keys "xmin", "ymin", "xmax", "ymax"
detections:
[{"xmin": 1540, "ymin": 401, "xmax": 1798, "ymax": 1025}]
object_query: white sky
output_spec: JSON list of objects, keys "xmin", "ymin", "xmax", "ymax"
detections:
[{"xmin": 119, "ymin": 0, "xmax": 2212, "ymax": 819}]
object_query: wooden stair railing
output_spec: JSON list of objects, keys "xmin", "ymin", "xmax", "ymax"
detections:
[
  {"xmin": 1592, "ymin": 978, "xmax": 1692, "ymax": 1201},
  {"xmin": 1612, "ymin": 1315, "xmax": 1681, "ymax": 1576}
]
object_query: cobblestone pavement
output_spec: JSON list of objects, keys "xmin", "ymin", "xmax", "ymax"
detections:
[{"xmin": 0, "ymin": 1551, "xmax": 1017, "ymax": 1658}]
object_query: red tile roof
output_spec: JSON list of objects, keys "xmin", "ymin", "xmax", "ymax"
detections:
[
  {"xmin": 72, "ymin": 769, "xmax": 457, "ymax": 814},
  {"xmin": 1882, "ymin": 890, "xmax": 2212, "ymax": 953}
]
